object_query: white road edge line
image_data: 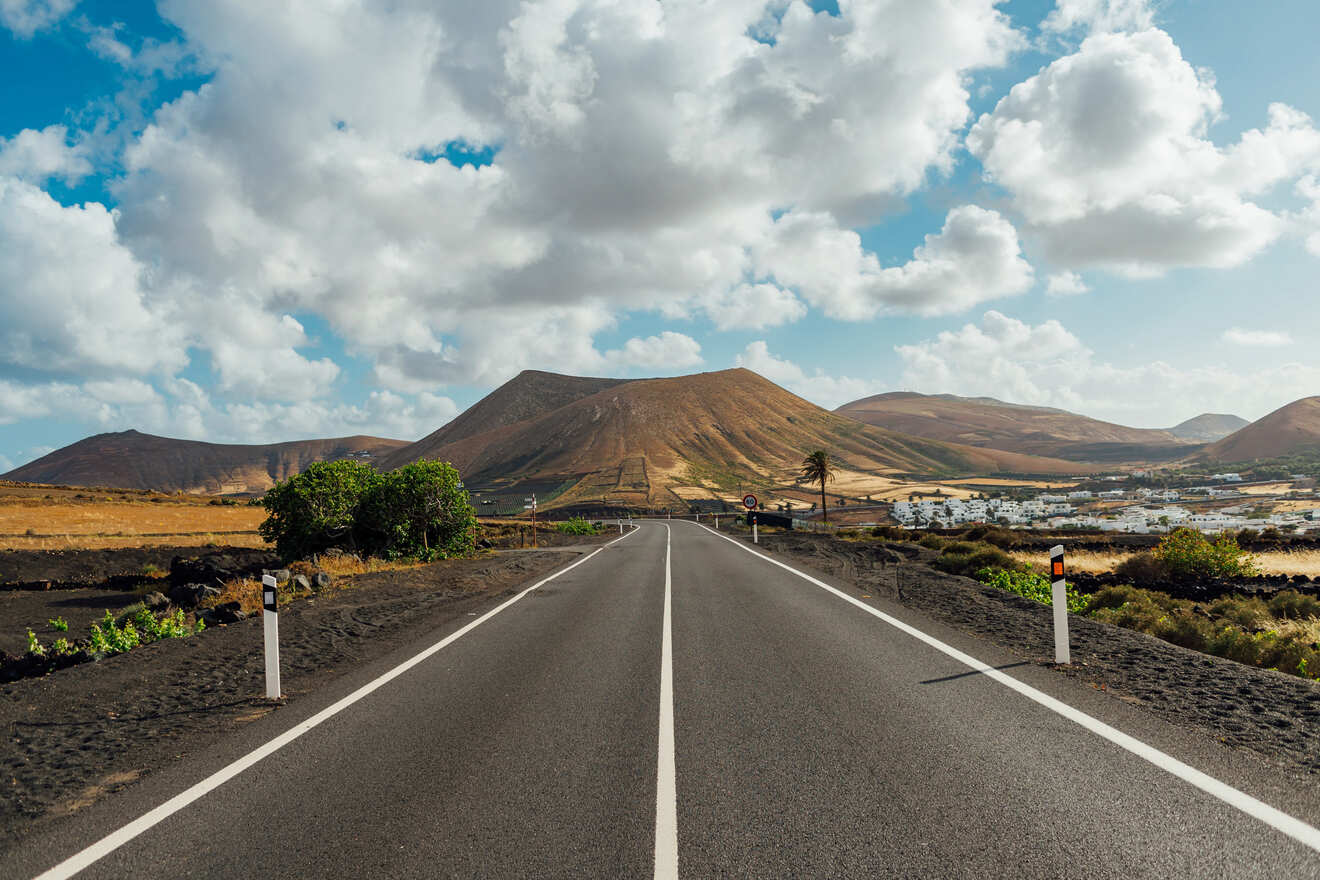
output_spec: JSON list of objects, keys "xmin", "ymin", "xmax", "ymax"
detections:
[
  {"xmin": 32, "ymin": 526, "xmax": 642, "ymax": 880},
  {"xmin": 654, "ymin": 523, "xmax": 679, "ymax": 880},
  {"xmin": 691, "ymin": 521, "xmax": 1320, "ymax": 855}
]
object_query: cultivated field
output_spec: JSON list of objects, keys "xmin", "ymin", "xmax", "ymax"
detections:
[{"xmin": 0, "ymin": 482, "xmax": 266, "ymax": 550}]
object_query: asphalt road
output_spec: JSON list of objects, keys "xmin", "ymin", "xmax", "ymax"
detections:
[{"xmin": 8, "ymin": 520, "xmax": 1320, "ymax": 878}]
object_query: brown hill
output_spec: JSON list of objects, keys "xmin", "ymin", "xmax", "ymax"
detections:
[
  {"xmin": 835, "ymin": 392, "xmax": 1194, "ymax": 463},
  {"xmin": 1200, "ymin": 397, "xmax": 1320, "ymax": 462},
  {"xmin": 1168, "ymin": 413, "xmax": 1250, "ymax": 443},
  {"xmin": 381, "ymin": 370, "xmax": 627, "ymax": 463},
  {"xmin": 385, "ymin": 369, "xmax": 1085, "ymax": 508},
  {"xmin": 2, "ymin": 430, "xmax": 409, "ymax": 494}
]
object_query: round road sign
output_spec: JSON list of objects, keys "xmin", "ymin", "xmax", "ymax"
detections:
[{"xmin": 742, "ymin": 494, "xmax": 758, "ymax": 510}]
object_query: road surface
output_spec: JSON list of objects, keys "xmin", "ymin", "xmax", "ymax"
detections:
[{"xmin": 7, "ymin": 520, "xmax": 1320, "ymax": 878}]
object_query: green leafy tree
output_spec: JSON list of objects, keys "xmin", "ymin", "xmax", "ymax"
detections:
[
  {"xmin": 357, "ymin": 460, "xmax": 477, "ymax": 560},
  {"xmin": 259, "ymin": 460, "xmax": 382, "ymax": 559},
  {"xmin": 801, "ymin": 450, "xmax": 836, "ymax": 523}
]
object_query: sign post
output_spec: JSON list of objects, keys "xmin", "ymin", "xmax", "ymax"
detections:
[
  {"xmin": 743, "ymin": 494, "xmax": 759, "ymax": 544},
  {"xmin": 262, "ymin": 574, "xmax": 281, "ymax": 699},
  {"xmin": 524, "ymin": 494, "xmax": 537, "ymax": 548},
  {"xmin": 1050, "ymin": 545, "xmax": 1070, "ymax": 665}
]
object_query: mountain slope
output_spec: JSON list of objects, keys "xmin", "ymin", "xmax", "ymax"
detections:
[
  {"xmin": 1167, "ymin": 413, "xmax": 1249, "ymax": 443},
  {"xmin": 835, "ymin": 392, "xmax": 1193, "ymax": 463},
  {"xmin": 399, "ymin": 370, "xmax": 627, "ymax": 456},
  {"xmin": 386, "ymin": 369, "xmax": 1086, "ymax": 507},
  {"xmin": 1200, "ymin": 398, "xmax": 1320, "ymax": 462},
  {"xmin": 2, "ymin": 431, "xmax": 409, "ymax": 494}
]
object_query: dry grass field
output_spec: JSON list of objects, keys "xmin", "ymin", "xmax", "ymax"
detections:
[
  {"xmin": 1010, "ymin": 548, "xmax": 1320, "ymax": 578},
  {"xmin": 0, "ymin": 481, "xmax": 267, "ymax": 550}
]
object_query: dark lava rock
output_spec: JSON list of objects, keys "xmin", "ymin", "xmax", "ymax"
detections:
[
  {"xmin": 169, "ymin": 550, "xmax": 279, "ymax": 586},
  {"xmin": 313, "ymin": 572, "xmax": 331, "ymax": 590},
  {"xmin": 143, "ymin": 591, "xmax": 169, "ymax": 610},
  {"xmin": 167, "ymin": 583, "xmax": 221, "ymax": 608},
  {"xmin": 197, "ymin": 602, "xmax": 246, "ymax": 626},
  {"xmin": 291, "ymin": 574, "xmax": 312, "ymax": 592}
]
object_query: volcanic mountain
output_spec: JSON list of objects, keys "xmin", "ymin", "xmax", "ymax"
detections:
[
  {"xmin": 1200, "ymin": 397, "xmax": 1320, "ymax": 462},
  {"xmin": 1167, "ymin": 413, "xmax": 1250, "ymax": 443},
  {"xmin": 835, "ymin": 392, "xmax": 1196, "ymax": 463},
  {"xmin": 2, "ymin": 431, "xmax": 409, "ymax": 494},
  {"xmin": 383, "ymin": 368, "xmax": 1085, "ymax": 508}
]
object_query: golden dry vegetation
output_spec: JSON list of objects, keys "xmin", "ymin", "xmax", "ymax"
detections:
[
  {"xmin": 208, "ymin": 557, "xmax": 426, "ymax": 615},
  {"xmin": 0, "ymin": 482, "xmax": 267, "ymax": 550},
  {"xmin": 1010, "ymin": 548, "xmax": 1320, "ymax": 578}
]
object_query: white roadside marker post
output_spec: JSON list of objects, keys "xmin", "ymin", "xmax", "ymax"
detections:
[
  {"xmin": 1050, "ymin": 544, "xmax": 1070, "ymax": 665},
  {"xmin": 752, "ymin": 514, "xmax": 758, "ymax": 545},
  {"xmin": 261, "ymin": 574, "xmax": 281, "ymax": 699}
]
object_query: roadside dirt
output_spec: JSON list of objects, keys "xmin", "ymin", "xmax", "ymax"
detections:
[
  {"xmin": 743, "ymin": 527, "xmax": 1320, "ymax": 781},
  {"xmin": 0, "ymin": 540, "xmax": 609, "ymax": 849}
]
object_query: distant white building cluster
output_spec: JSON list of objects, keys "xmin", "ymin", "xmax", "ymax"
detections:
[{"xmin": 889, "ymin": 488, "xmax": 1320, "ymax": 535}]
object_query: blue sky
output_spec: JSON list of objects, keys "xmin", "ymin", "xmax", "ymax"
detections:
[{"xmin": 2, "ymin": 0, "xmax": 1319, "ymax": 470}]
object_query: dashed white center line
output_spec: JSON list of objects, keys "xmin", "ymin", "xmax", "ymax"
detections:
[{"xmin": 654, "ymin": 523, "xmax": 679, "ymax": 880}]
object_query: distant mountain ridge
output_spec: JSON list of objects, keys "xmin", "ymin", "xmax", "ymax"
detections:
[
  {"xmin": 382, "ymin": 369, "xmax": 1087, "ymax": 508},
  {"xmin": 1167, "ymin": 413, "xmax": 1250, "ymax": 443},
  {"xmin": 2, "ymin": 431, "xmax": 409, "ymax": 494},
  {"xmin": 835, "ymin": 392, "xmax": 1195, "ymax": 463},
  {"xmin": 1199, "ymin": 398, "xmax": 1320, "ymax": 462}
]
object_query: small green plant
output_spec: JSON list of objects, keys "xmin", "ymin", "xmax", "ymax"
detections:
[
  {"xmin": 49, "ymin": 616, "xmax": 69, "ymax": 632},
  {"xmin": 977, "ymin": 567, "xmax": 1092, "ymax": 614},
  {"xmin": 554, "ymin": 517, "xmax": 600, "ymax": 536},
  {"xmin": 26, "ymin": 629, "xmax": 44, "ymax": 657},
  {"xmin": 1153, "ymin": 528, "xmax": 1258, "ymax": 579}
]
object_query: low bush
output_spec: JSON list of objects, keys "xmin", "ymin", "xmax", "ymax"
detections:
[
  {"xmin": 933, "ymin": 542, "xmax": 1019, "ymax": 577},
  {"xmin": 958, "ymin": 525, "xmax": 1024, "ymax": 549},
  {"xmin": 554, "ymin": 517, "xmax": 600, "ymax": 536},
  {"xmin": 1153, "ymin": 528, "xmax": 1258, "ymax": 579},
  {"xmin": 870, "ymin": 525, "xmax": 909, "ymax": 541},
  {"xmin": 976, "ymin": 567, "xmax": 1092, "ymax": 614},
  {"xmin": 917, "ymin": 534, "xmax": 947, "ymax": 550},
  {"xmin": 1113, "ymin": 551, "xmax": 1168, "ymax": 582},
  {"xmin": 1267, "ymin": 590, "xmax": 1320, "ymax": 620},
  {"xmin": 1085, "ymin": 583, "xmax": 1320, "ymax": 680}
]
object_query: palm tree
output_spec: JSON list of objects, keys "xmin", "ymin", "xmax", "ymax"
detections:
[{"xmin": 801, "ymin": 450, "xmax": 835, "ymax": 523}]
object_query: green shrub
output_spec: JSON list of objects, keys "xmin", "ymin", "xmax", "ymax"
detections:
[
  {"xmin": 1207, "ymin": 595, "xmax": 1269, "ymax": 630},
  {"xmin": 1151, "ymin": 610, "xmax": 1211, "ymax": 653},
  {"xmin": 554, "ymin": 517, "xmax": 600, "ymax": 536},
  {"xmin": 1153, "ymin": 528, "xmax": 1258, "ymax": 579},
  {"xmin": 260, "ymin": 460, "xmax": 382, "ymax": 559},
  {"xmin": 917, "ymin": 534, "xmax": 947, "ymax": 550},
  {"xmin": 48, "ymin": 616, "xmax": 68, "ymax": 632},
  {"xmin": 1267, "ymin": 590, "xmax": 1320, "ymax": 621},
  {"xmin": 1114, "ymin": 551, "xmax": 1168, "ymax": 582},
  {"xmin": 976, "ymin": 567, "xmax": 1092, "ymax": 614},
  {"xmin": 870, "ymin": 525, "xmax": 909, "ymax": 541},
  {"xmin": 933, "ymin": 542, "xmax": 1019, "ymax": 577},
  {"xmin": 958, "ymin": 525, "xmax": 1023, "ymax": 549},
  {"xmin": 260, "ymin": 459, "xmax": 476, "ymax": 562},
  {"xmin": 356, "ymin": 460, "xmax": 477, "ymax": 561}
]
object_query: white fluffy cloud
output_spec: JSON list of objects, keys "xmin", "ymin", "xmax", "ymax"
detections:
[
  {"xmin": 897, "ymin": 311, "xmax": 1320, "ymax": 425},
  {"xmin": 0, "ymin": 125, "xmax": 91, "ymax": 183},
  {"xmin": 604, "ymin": 332, "xmax": 703, "ymax": 371},
  {"xmin": 54, "ymin": 0, "xmax": 1026, "ymax": 396},
  {"xmin": 0, "ymin": 178, "xmax": 186, "ymax": 375},
  {"xmin": 0, "ymin": 0, "xmax": 75, "ymax": 37},
  {"xmin": 1222, "ymin": 328, "xmax": 1293, "ymax": 347},
  {"xmin": 968, "ymin": 28, "xmax": 1320, "ymax": 276},
  {"xmin": 757, "ymin": 205, "xmax": 1034, "ymax": 319},
  {"xmin": 0, "ymin": 375, "xmax": 455, "ymax": 443},
  {"xmin": 1045, "ymin": 271, "xmax": 1090, "ymax": 296},
  {"xmin": 703, "ymin": 283, "xmax": 806, "ymax": 331},
  {"xmin": 1297, "ymin": 175, "xmax": 1320, "ymax": 256},
  {"xmin": 735, "ymin": 341, "xmax": 881, "ymax": 410},
  {"xmin": 1042, "ymin": 0, "xmax": 1154, "ymax": 35}
]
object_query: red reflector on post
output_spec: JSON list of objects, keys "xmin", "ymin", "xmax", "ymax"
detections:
[{"xmin": 1052, "ymin": 561, "xmax": 1064, "ymax": 577}]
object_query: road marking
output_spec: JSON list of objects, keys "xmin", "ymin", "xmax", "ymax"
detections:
[
  {"xmin": 654, "ymin": 523, "xmax": 679, "ymax": 880},
  {"xmin": 31, "ymin": 527, "xmax": 641, "ymax": 880},
  {"xmin": 691, "ymin": 521, "xmax": 1320, "ymax": 855}
]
